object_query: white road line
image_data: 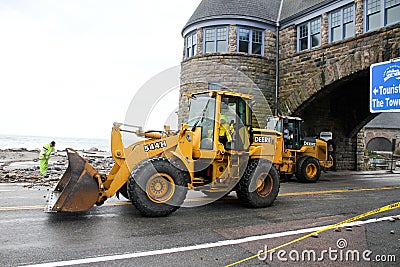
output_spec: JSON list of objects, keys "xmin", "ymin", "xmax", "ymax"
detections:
[{"xmin": 20, "ymin": 214, "xmax": 399, "ymax": 267}]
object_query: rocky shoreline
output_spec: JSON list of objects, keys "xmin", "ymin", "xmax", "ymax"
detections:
[{"xmin": 0, "ymin": 148, "xmax": 114, "ymax": 188}]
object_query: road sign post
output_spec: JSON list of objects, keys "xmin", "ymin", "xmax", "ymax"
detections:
[
  {"xmin": 370, "ymin": 59, "xmax": 400, "ymax": 113},
  {"xmin": 391, "ymin": 139, "xmax": 396, "ymax": 173}
]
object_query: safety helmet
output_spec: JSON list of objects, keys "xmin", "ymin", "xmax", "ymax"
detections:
[{"xmin": 220, "ymin": 114, "xmax": 228, "ymax": 123}]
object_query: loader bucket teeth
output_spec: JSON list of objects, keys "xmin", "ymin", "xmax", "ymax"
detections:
[{"xmin": 45, "ymin": 148, "xmax": 100, "ymax": 213}]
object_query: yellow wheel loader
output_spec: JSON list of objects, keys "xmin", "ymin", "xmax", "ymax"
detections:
[
  {"xmin": 266, "ymin": 116, "xmax": 334, "ymax": 182},
  {"xmin": 45, "ymin": 90, "xmax": 332, "ymax": 217}
]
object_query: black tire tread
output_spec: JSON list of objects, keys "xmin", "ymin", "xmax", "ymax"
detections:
[
  {"xmin": 295, "ymin": 156, "xmax": 321, "ymax": 183},
  {"xmin": 127, "ymin": 157, "xmax": 188, "ymax": 217},
  {"xmin": 237, "ymin": 159, "xmax": 280, "ymax": 208}
]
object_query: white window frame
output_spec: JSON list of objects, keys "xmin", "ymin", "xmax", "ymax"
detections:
[
  {"xmin": 329, "ymin": 4, "xmax": 355, "ymax": 42},
  {"xmin": 297, "ymin": 17, "xmax": 321, "ymax": 52},
  {"xmin": 385, "ymin": 0, "xmax": 400, "ymax": 25},
  {"xmin": 237, "ymin": 27, "xmax": 264, "ymax": 55},
  {"xmin": 203, "ymin": 26, "xmax": 228, "ymax": 54},
  {"xmin": 208, "ymin": 83, "xmax": 221, "ymax": 90},
  {"xmin": 366, "ymin": 0, "xmax": 400, "ymax": 32},
  {"xmin": 185, "ymin": 31, "xmax": 197, "ymax": 59}
]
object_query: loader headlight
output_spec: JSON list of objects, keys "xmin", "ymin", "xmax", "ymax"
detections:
[{"xmin": 186, "ymin": 134, "xmax": 192, "ymax": 142}]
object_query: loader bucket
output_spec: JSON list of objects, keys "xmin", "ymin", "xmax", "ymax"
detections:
[{"xmin": 45, "ymin": 148, "xmax": 100, "ymax": 213}]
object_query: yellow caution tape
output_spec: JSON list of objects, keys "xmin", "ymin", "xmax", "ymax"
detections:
[{"xmin": 225, "ymin": 201, "xmax": 400, "ymax": 267}]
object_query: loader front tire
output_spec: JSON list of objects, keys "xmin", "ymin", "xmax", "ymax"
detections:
[
  {"xmin": 128, "ymin": 157, "xmax": 188, "ymax": 217},
  {"xmin": 295, "ymin": 156, "xmax": 321, "ymax": 183},
  {"xmin": 237, "ymin": 159, "xmax": 280, "ymax": 208}
]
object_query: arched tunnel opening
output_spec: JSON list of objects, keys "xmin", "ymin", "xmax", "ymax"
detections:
[{"xmin": 292, "ymin": 69, "xmax": 378, "ymax": 170}]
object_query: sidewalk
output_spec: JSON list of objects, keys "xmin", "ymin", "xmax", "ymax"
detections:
[{"xmin": 324, "ymin": 169, "xmax": 400, "ymax": 177}]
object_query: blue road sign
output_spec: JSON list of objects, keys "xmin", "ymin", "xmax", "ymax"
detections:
[{"xmin": 370, "ymin": 59, "xmax": 400, "ymax": 113}]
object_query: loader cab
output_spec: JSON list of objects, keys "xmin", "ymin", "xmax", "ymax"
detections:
[
  {"xmin": 187, "ymin": 91, "xmax": 252, "ymax": 152},
  {"xmin": 267, "ymin": 116, "xmax": 304, "ymax": 150}
]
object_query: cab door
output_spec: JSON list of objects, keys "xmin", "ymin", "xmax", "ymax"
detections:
[
  {"xmin": 283, "ymin": 118, "xmax": 303, "ymax": 150},
  {"xmin": 220, "ymin": 96, "xmax": 251, "ymax": 151}
]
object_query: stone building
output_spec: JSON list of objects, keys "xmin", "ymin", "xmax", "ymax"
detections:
[
  {"xmin": 364, "ymin": 113, "xmax": 400, "ymax": 152},
  {"xmin": 180, "ymin": 0, "xmax": 400, "ymax": 170}
]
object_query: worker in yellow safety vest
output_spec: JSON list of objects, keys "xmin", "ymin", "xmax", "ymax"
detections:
[
  {"xmin": 39, "ymin": 141, "xmax": 55, "ymax": 176},
  {"xmin": 219, "ymin": 114, "xmax": 232, "ymax": 147}
]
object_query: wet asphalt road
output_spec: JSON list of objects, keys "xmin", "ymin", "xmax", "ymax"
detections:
[{"xmin": 0, "ymin": 172, "xmax": 399, "ymax": 267}]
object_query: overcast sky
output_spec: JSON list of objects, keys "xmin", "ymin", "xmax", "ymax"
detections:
[{"xmin": 0, "ymin": 0, "xmax": 201, "ymax": 139}]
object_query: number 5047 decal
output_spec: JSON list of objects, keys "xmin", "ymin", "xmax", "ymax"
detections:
[{"xmin": 144, "ymin": 140, "xmax": 167, "ymax": 152}]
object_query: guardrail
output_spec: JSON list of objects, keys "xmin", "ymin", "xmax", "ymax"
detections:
[{"xmin": 369, "ymin": 158, "xmax": 389, "ymax": 169}]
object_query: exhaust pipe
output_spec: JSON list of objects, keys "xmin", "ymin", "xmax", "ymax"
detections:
[{"xmin": 45, "ymin": 148, "xmax": 100, "ymax": 213}]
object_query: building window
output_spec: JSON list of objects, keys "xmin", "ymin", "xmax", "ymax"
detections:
[
  {"xmin": 310, "ymin": 19, "xmax": 321, "ymax": 47},
  {"xmin": 204, "ymin": 27, "xmax": 228, "ymax": 54},
  {"xmin": 299, "ymin": 24, "xmax": 308, "ymax": 51},
  {"xmin": 238, "ymin": 28, "xmax": 263, "ymax": 55},
  {"xmin": 185, "ymin": 31, "xmax": 197, "ymax": 58},
  {"xmin": 385, "ymin": 0, "xmax": 400, "ymax": 25},
  {"xmin": 297, "ymin": 17, "xmax": 321, "ymax": 51},
  {"xmin": 208, "ymin": 83, "xmax": 221, "ymax": 90},
  {"xmin": 367, "ymin": 0, "xmax": 382, "ymax": 30},
  {"xmin": 366, "ymin": 0, "xmax": 400, "ymax": 31},
  {"xmin": 330, "ymin": 5, "xmax": 355, "ymax": 42}
]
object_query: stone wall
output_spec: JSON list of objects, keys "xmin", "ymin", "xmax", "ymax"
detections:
[
  {"xmin": 264, "ymin": 29, "xmax": 277, "ymax": 60},
  {"xmin": 196, "ymin": 28, "xmax": 203, "ymax": 55},
  {"xmin": 279, "ymin": 25, "xmax": 296, "ymax": 59},
  {"xmin": 179, "ymin": 54, "xmax": 275, "ymax": 126},
  {"xmin": 180, "ymin": 25, "xmax": 277, "ymax": 125},
  {"xmin": 355, "ymin": 0, "xmax": 364, "ymax": 35},
  {"xmin": 228, "ymin": 24, "xmax": 237, "ymax": 53},
  {"xmin": 279, "ymin": 24, "xmax": 400, "ymax": 116},
  {"xmin": 364, "ymin": 128, "xmax": 400, "ymax": 148},
  {"xmin": 356, "ymin": 130, "xmax": 366, "ymax": 171}
]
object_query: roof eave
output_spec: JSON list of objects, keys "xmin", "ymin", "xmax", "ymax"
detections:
[{"xmin": 182, "ymin": 15, "xmax": 277, "ymax": 36}]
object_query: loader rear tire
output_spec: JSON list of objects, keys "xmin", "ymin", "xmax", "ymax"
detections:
[
  {"xmin": 295, "ymin": 156, "xmax": 321, "ymax": 183},
  {"xmin": 237, "ymin": 159, "xmax": 280, "ymax": 208},
  {"xmin": 128, "ymin": 157, "xmax": 188, "ymax": 217}
]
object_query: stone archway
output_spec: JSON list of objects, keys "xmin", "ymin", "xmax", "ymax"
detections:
[
  {"xmin": 366, "ymin": 137, "xmax": 392, "ymax": 152},
  {"xmin": 289, "ymin": 69, "xmax": 377, "ymax": 170},
  {"xmin": 276, "ymin": 22, "xmax": 400, "ymax": 170},
  {"xmin": 279, "ymin": 23, "xmax": 400, "ymax": 118}
]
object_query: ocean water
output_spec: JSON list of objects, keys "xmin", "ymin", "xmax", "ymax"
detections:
[{"xmin": 0, "ymin": 134, "xmax": 110, "ymax": 152}]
